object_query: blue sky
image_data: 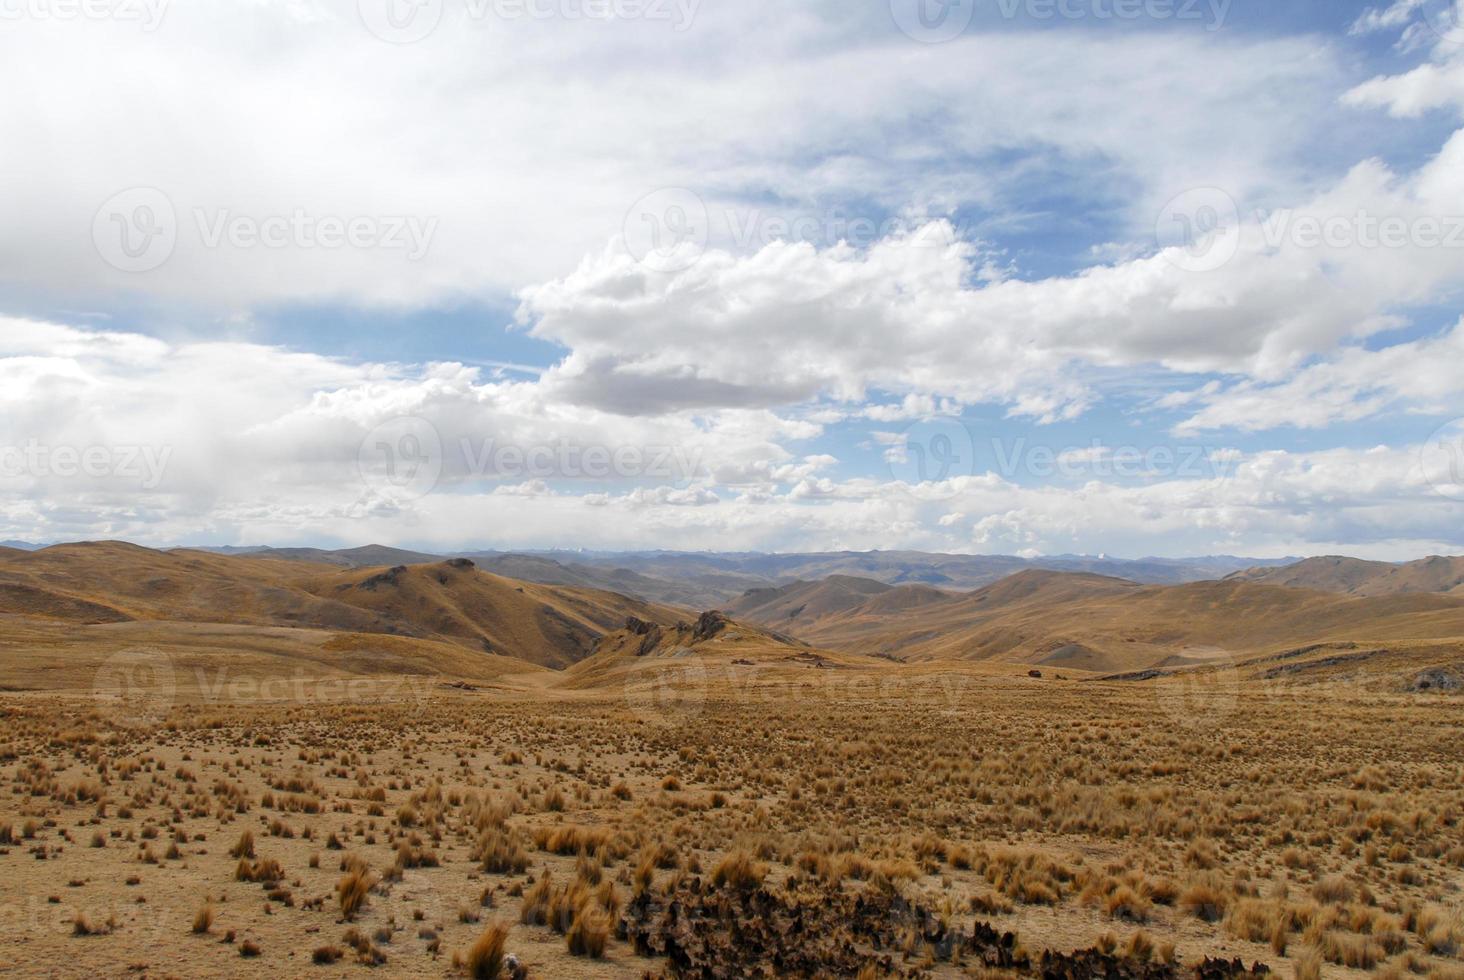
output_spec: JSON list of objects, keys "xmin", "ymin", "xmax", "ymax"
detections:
[{"xmin": 2, "ymin": 0, "xmax": 1463, "ymax": 558}]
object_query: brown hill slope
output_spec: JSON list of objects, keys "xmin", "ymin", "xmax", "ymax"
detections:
[
  {"xmin": 0, "ymin": 542, "xmax": 363, "ymax": 625},
  {"xmin": 732, "ymin": 570, "xmax": 1132, "ymax": 656},
  {"xmin": 313, "ymin": 559, "xmax": 678, "ymax": 668},
  {"xmin": 0, "ymin": 542, "xmax": 681, "ymax": 669},
  {"xmin": 731, "ymin": 569, "xmax": 1464, "ymax": 674},
  {"xmin": 727, "ymin": 575, "xmax": 898, "ymax": 626},
  {"xmin": 1228, "ymin": 555, "xmax": 1464, "ymax": 596},
  {"xmin": 0, "ymin": 617, "xmax": 550, "ymax": 695}
]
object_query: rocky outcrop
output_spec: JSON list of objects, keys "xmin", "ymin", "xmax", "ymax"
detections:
[
  {"xmin": 624, "ymin": 616, "xmax": 665, "ymax": 657},
  {"xmin": 620, "ymin": 875, "xmax": 1270, "ymax": 979},
  {"xmin": 691, "ymin": 610, "xmax": 729, "ymax": 642},
  {"xmin": 356, "ymin": 565, "xmax": 407, "ymax": 590},
  {"xmin": 1412, "ymin": 667, "xmax": 1461, "ymax": 691}
]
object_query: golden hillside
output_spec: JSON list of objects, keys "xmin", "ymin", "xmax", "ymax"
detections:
[
  {"xmin": 1228, "ymin": 554, "xmax": 1464, "ymax": 596},
  {"xmin": 0, "ymin": 542, "xmax": 684, "ymax": 675},
  {"xmin": 730, "ymin": 568, "xmax": 1464, "ymax": 674}
]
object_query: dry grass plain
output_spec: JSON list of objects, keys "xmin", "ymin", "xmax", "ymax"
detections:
[{"xmin": 2, "ymin": 651, "xmax": 1462, "ymax": 979}]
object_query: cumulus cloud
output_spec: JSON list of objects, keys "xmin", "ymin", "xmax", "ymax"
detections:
[
  {"xmin": 1346, "ymin": 2, "xmax": 1464, "ymax": 116},
  {"xmin": 1171, "ymin": 320, "xmax": 1464, "ymax": 433},
  {"xmin": 1345, "ymin": 52, "xmax": 1464, "ymax": 117},
  {"xmin": 0, "ymin": 316, "xmax": 806, "ymax": 539},
  {"xmin": 0, "ymin": 2, "xmax": 1350, "ymax": 309},
  {"xmin": 518, "ymin": 125, "xmax": 1464, "ymax": 425},
  {"xmin": 1, "ymin": 316, "xmax": 1460, "ymax": 560}
]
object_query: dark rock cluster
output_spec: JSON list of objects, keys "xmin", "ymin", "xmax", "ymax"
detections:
[
  {"xmin": 621, "ymin": 875, "xmax": 1270, "ymax": 980},
  {"xmin": 690, "ymin": 610, "xmax": 729, "ymax": 642}
]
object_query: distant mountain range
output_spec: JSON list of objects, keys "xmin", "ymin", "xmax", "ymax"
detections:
[
  {"xmin": 189, "ymin": 545, "xmax": 1301, "ymax": 609},
  {"xmin": 4, "ymin": 541, "xmax": 1462, "ymax": 686}
]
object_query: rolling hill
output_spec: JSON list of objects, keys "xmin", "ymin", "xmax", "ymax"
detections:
[
  {"xmin": 728, "ymin": 568, "xmax": 1464, "ymax": 674},
  {"xmin": 0, "ymin": 542, "xmax": 682, "ymax": 672},
  {"xmin": 1227, "ymin": 555, "xmax": 1464, "ymax": 597}
]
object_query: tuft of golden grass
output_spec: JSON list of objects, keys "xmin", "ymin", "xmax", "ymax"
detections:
[
  {"xmin": 565, "ymin": 905, "xmax": 608, "ymax": 958},
  {"xmin": 229, "ymin": 830, "xmax": 254, "ymax": 859},
  {"xmin": 463, "ymin": 921, "xmax": 510, "ymax": 979},
  {"xmin": 519, "ymin": 875, "xmax": 553, "ymax": 927},
  {"xmin": 711, "ymin": 850, "xmax": 765, "ymax": 891},
  {"xmin": 336, "ymin": 865, "xmax": 374, "ymax": 921}
]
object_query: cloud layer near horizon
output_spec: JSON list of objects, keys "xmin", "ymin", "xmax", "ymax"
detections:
[{"xmin": 1, "ymin": 315, "xmax": 1460, "ymax": 560}]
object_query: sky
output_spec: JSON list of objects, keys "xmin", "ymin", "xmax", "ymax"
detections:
[{"xmin": 2, "ymin": 0, "xmax": 1464, "ymax": 559}]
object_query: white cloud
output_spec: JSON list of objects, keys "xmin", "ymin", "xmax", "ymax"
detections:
[
  {"xmin": 519, "ymin": 126, "xmax": 1464, "ymax": 425},
  {"xmin": 1, "ymin": 316, "xmax": 1459, "ymax": 560},
  {"xmin": 1345, "ymin": 3, "xmax": 1464, "ymax": 117},
  {"xmin": 1351, "ymin": 0, "xmax": 1428, "ymax": 37},
  {"xmin": 1172, "ymin": 320, "xmax": 1464, "ymax": 433},
  {"xmin": 0, "ymin": 2, "xmax": 1351, "ymax": 309},
  {"xmin": 1345, "ymin": 53, "xmax": 1464, "ymax": 117}
]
